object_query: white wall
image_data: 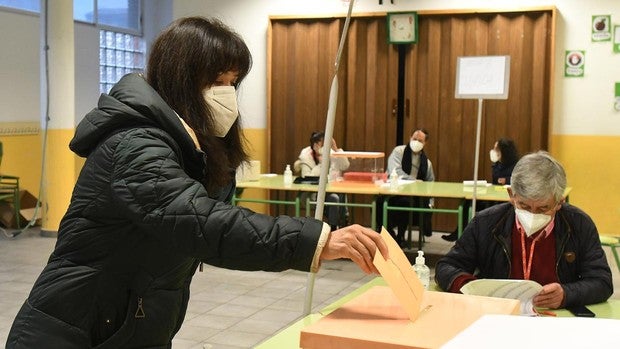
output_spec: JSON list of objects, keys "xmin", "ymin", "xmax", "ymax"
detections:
[
  {"xmin": 1, "ymin": 0, "xmax": 618, "ymax": 136},
  {"xmin": 173, "ymin": 0, "xmax": 620, "ymax": 136},
  {"xmin": 0, "ymin": 10, "xmax": 40, "ymax": 123}
]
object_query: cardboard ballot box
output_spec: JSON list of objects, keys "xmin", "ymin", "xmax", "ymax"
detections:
[{"xmin": 300, "ymin": 286, "xmax": 520, "ymax": 349}]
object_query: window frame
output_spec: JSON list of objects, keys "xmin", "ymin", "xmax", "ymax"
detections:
[
  {"xmin": 1, "ymin": 0, "xmax": 143, "ymax": 35},
  {"xmin": 0, "ymin": 0, "xmax": 39, "ymax": 15},
  {"xmin": 74, "ymin": 0, "xmax": 143, "ymax": 36}
]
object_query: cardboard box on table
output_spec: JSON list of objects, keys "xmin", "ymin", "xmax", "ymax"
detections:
[
  {"xmin": 300, "ymin": 229, "xmax": 520, "ymax": 349},
  {"xmin": 300, "ymin": 286, "xmax": 520, "ymax": 349}
]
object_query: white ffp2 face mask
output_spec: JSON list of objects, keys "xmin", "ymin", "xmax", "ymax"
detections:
[
  {"xmin": 203, "ymin": 86, "xmax": 238, "ymax": 137},
  {"xmin": 409, "ymin": 140, "xmax": 424, "ymax": 153},
  {"xmin": 515, "ymin": 208, "xmax": 552, "ymax": 237}
]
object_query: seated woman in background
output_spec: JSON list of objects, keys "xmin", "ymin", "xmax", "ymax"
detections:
[
  {"xmin": 490, "ymin": 138, "xmax": 520, "ymax": 186},
  {"xmin": 442, "ymin": 138, "xmax": 520, "ymax": 242},
  {"xmin": 296, "ymin": 131, "xmax": 350, "ymax": 230}
]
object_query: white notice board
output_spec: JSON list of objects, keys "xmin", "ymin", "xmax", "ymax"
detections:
[{"xmin": 455, "ymin": 55, "xmax": 510, "ymax": 99}]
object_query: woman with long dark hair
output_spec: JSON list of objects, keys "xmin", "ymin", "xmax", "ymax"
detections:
[{"xmin": 6, "ymin": 17, "xmax": 387, "ymax": 348}]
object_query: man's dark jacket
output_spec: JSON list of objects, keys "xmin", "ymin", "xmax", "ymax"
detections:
[
  {"xmin": 435, "ymin": 202, "xmax": 612, "ymax": 307},
  {"xmin": 7, "ymin": 74, "xmax": 324, "ymax": 348}
]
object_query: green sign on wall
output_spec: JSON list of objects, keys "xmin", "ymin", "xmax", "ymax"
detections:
[
  {"xmin": 592, "ymin": 15, "xmax": 612, "ymax": 42},
  {"xmin": 615, "ymin": 83, "xmax": 620, "ymax": 111},
  {"xmin": 564, "ymin": 50, "xmax": 585, "ymax": 77},
  {"xmin": 614, "ymin": 25, "xmax": 620, "ymax": 53}
]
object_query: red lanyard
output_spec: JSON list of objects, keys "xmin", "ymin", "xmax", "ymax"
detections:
[{"xmin": 520, "ymin": 230, "xmax": 544, "ymax": 280}]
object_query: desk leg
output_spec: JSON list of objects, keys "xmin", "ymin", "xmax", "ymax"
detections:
[
  {"xmin": 418, "ymin": 209, "xmax": 424, "ymax": 251},
  {"xmin": 371, "ymin": 198, "xmax": 376, "ymax": 231},
  {"xmin": 457, "ymin": 200, "xmax": 464, "ymax": 238},
  {"xmin": 295, "ymin": 194, "xmax": 300, "ymax": 217},
  {"xmin": 382, "ymin": 198, "xmax": 388, "ymax": 232}
]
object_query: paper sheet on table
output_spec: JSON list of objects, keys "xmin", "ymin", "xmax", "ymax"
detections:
[
  {"xmin": 460, "ymin": 279, "xmax": 543, "ymax": 315},
  {"xmin": 372, "ymin": 228, "xmax": 424, "ymax": 321},
  {"xmin": 379, "ymin": 179, "xmax": 416, "ymax": 188},
  {"xmin": 441, "ymin": 314, "xmax": 620, "ymax": 349},
  {"xmin": 462, "ymin": 180, "xmax": 489, "ymax": 186}
]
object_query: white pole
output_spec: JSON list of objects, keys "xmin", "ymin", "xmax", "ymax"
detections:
[
  {"xmin": 471, "ymin": 98, "xmax": 484, "ymax": 217},
  {"xmin": 303, "ymin": 0, "xmax": 355, "ymax": 316}
]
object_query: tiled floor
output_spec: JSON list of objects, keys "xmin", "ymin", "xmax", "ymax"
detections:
[{"xmin": 1, "ymin": 227, "xmax": 618, "ymax": 348}]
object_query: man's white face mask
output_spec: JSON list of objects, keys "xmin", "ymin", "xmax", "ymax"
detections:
[
  {"xmin": 203, "ymin": 86, "xmax": 238, "ymax": 137},
  {"xmin": 515, "ymin": 208, "xmax": 552, "ymax": 237},
  {"xmin": 409, "ymin": 140, "xmax": 424, "ymax": 153}
]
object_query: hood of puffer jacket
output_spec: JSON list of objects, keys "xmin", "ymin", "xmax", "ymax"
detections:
[{"xmin": 70, "ymin": 73, "xmax": 198, "ymax": 160}]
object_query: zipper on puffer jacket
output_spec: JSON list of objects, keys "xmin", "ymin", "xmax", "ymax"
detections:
[
  {"xmin": 493, "ymin": 233, "xmax": 512, "ymax": 278},
  {"xmin": 491, "ymin": 209, "xmax": 512, "ymax": 278},
  {"xmin": 135, "ymin": 297, "xmax": 145, "ymax": 318}
]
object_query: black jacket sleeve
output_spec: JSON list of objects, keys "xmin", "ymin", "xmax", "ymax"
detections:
[{"xmin": 110, "ymin": 128, "xmax": 324, "ymax": 272}]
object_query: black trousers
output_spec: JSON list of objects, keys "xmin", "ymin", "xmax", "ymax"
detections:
[{"xmin": 375, "ymin": 195, "xmax": 432, "ymax": 242}]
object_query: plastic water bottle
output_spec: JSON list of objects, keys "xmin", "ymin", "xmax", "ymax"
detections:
[
  {"xmin": 283, "ymin": 164, "xmax": 293, "ymax": 186},
  {"xmin": 389, "ymin": 168, "xmax": 399, "ymax": 192},
  {"xmin": 413, "ymin": 250, "xmax": 430, "ymax": 290}
]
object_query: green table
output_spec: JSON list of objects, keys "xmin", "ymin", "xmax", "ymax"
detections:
[
  {"xmin": 255, "ymin": 277, "xmax": 620, "ymax": 348},
  {"xmin": 234, "ymin": 177, "xmax": 572, "ymax": 249},
  {"xmin": 235, "ymin": 176, "xmax": 475, "ymax": 235},
  {"xmin": 233, "ymin": 175, "xmax": 379, "ymax": 228},
  {"xmin": 380, "ymin": 181, "xmax": 467, "ymax": 249}
]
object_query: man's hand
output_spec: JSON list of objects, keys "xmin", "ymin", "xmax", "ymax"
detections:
[
  {"xmin": 533, "ymin": 282, "xmax": 565, "ymax": 309},
  {"xmin": 320, "ymin": 224, "xmax": 389, "ymax": 274}
]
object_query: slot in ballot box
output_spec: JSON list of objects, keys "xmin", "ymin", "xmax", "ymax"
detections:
[{"xmin": 300, "ymin": 285, "xmax": 520, "ymax": 349}]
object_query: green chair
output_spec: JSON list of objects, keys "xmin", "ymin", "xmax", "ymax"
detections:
[
  {"xmin": 600, "ymin": 235, "xmax": 620, "ymax": 272},
  {"xmin": 0, "ymin": 141, "xmax": 21, "ymax": 229}
]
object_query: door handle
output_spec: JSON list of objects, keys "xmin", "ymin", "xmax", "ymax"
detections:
[{"xmin": 391, "ymin": 98, "xmax": 397, "ymax": 117}]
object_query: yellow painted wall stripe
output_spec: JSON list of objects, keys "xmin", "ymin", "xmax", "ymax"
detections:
[{"xmin": 3, "ymin": 131, "xmax": 616, "ymax": 234}]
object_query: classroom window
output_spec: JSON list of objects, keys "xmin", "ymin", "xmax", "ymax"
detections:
[
  {"xmin": 75, "ymin": 0, "xmax": 141, "ymax": 34},
  {"xmin": 0, "ymin": 0, "xmax": 39, "ymax": 13},
  {"xmin": 2, "ymin": 0, "xmax": 141, "ymax": 32},
  {"xmin": 1, "ymin": 1, "xmax": 144, "ymax": 94},
  {"xmin": 99, "ymin": 30, "xmax": 145, "ymax": 94}
]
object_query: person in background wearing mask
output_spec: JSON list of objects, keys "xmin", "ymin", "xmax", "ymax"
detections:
[
  {"xmin": 6, "ymin": 17, "xmax": 388, "ymax": 349},
  {"xmin": 443, "ymin": 137, "xmax": 520, "ymax": 242},
  {"xmin": 435, "ymin": 151, "xmax": 612, "ymax": 309},
  {"xmin": 295, "ymin": 130, "xmax": 350, "ymax": 230},
  {"xmin": 377, "ymin": 129, "xmax": 435, "ymax": 246},
  {"xmin": 490, "ymin": 138, "xmax": 520, "ymax": 185}
]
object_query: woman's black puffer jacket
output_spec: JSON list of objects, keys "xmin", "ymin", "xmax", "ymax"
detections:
[{"xmin": 6, "ymin": 74, "xmax": 324, "ymax": 348}]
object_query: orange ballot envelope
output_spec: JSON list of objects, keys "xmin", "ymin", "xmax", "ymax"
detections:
[{"xmin": 372, "ymin": 228, "xmax": 425, "ymax": 321}]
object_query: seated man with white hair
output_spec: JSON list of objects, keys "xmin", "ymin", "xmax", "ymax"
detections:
[{"xmin": 435, "ymin": 151, "xmax": 612, "ymax": 309}]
